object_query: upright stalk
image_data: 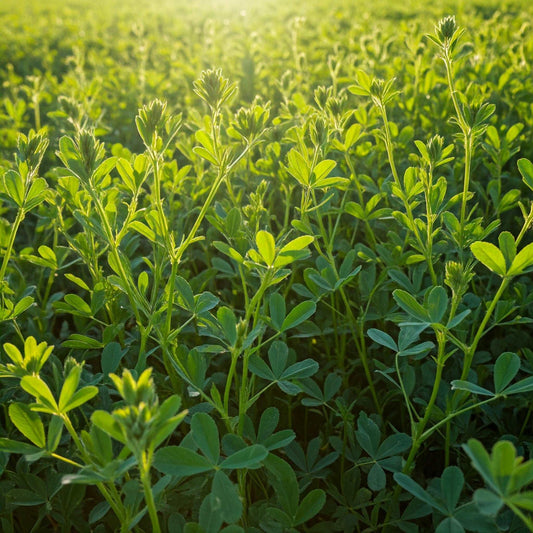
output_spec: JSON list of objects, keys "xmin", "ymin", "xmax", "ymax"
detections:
[
  {"xmin": 0, "ymin": 209, "xmax": 25, "ymax": 284},
  {"xmin": 139, "ymin": 451, "xmax": 161, "ymax": 533}
]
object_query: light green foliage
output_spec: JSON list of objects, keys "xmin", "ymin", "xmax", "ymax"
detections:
[{"xmin": 1, "ymin": 0, "xmax": 533, "ymax": 531}]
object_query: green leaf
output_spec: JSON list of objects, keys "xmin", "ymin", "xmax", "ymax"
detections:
[
  {"xmin": 220, "ymin": 444, "xmax": 268, "ymax": 470},
  {"xmin": 470, "ymin": 242, "xmax": 506, "ymax": 276},
  {"xmin": 257, "ymin": 407, "xmax": 279, "ymax": 442},
  {"xmin": 20, "ymin": 376, "xmax": 58, "ymax": 411},
  {"xmin": 356, "ymin": 411, "xmax": 381, "ymax": 457},
  {"xmin": 518, "ymin": 158, "xmax": 533, "ymax": 191},
  {"xmin": 199, "ymin": 493, "xmax": 224, "ymax": 533},
  {"xmin": 376, "ymin": 433, "xmax": 411, "ymax": 460},
  {"xmin": 463, "ymin": 439, "xmax": 497, "ymax": 492},
  {"xmin": 492, "ymin": 440, "xmax": 517, "ymax": 481},
  {"xmin": 473, "ymin": 489, "xmax": 503, "ymax": 516},
  {"xmin": 154, "ymin": 446, "xmax": 214, "ymax": 476},
  {"xmin": 344, "ymin": 123, "xmax": 362, "ymax": 148},
  {"xmin": 503, "ymin": 376, "xmax": 533, "ymax": 395},
  {"xmin": 8, "ymin": 403, "xmax": 45, "ymax": 448},
  {"xmin": 47, "ymin": 415, "xmax": 63, "ymax": 452},
  {"xmin": 64, "ymin": 386, "xmax": 98, "ymax": 412},
  {"xmin": 58, "ymin": 365, "xmax": 82, "ymax": 411},
  {"xmin": 0, "ymin": 438, "xmax": 41, "ymax": 455},
  {"xmin": 89, "ymin": 501, "xmax": 111, "ymax": 524},
  {"xmin": 8, "ymin": 489, "xmax": 47, "ymax": 506},
  {"xmin": 153, "ymin": 399, "xmax": 186, "ymax": 448},
  {"xmin": 101, "ymin": 342, "xmax": 125, "ymax": 375},
  {"xmin": 213, "ymin": 242, "xmax": 244, "ymax": 264},
  {"xmin": 62, "ymin": 334, "xmax": 103, "ymax": 350},
  {"xmin": 275, "ymin": 236, "xmax": 313, "ymax": 267},
  {"xmin": 498, "ymin": 232, "xmax": 516, "ymax": 270},
  {"xmin": 65, "ymin": 273, "xmax": 90, "ymax": 291},
  {"xmin": 248, "ymin": 354, "xmax": 276, "ymax": 381},
  {"xmin": 280, "ymin": 359, "xmax": 319, "ymax": 380},
  {"xmin": 508, "ymin": 242, "xmax": 533, "ymax": 276},
  {"xmin": 268, "ymin": 341, "xmax": 288, "ymax": 377},
  {"xmin": 287, "ymin": 148, "xmax": 310, "ymax": 185},
  {"xmin": 393, "ymin": 290, "xmax": 429, "ymax": 322},
  {"xmin": 264, "ymin": 454, "xmax": 299, "ymax": 517},
  {"xmin": 37, "ymin": 245, "xmax": 57, "ymax": 269},
  {"xmin": 3, "ymin": 170, "xmax": 24, "ymax": 206},
  {"xmin": 426, "ymin": 286, "xmax": 448, "ymax": 323},
  {"xmin": 451, "ymin": 380, "xmax": 494, "ymax": 397},
  {"xmin": 435, "ymin": 517, "xmax": 465, "ymax": 533},
  {"xmin": 217, "ymin": 307, "xmax": 237, "ymax": 347},
  {"xmin": 394, "ymin": 473, "xmax": 447, "ymax": 514},
  {"xmin": 129, "ymin": 220, "xmax": 156, "ymax": 242},
  {"xmin": 281, "ymin": 300, "xmax": 316, "ymax": 331},
  {"xmin": 508, "ymin": 492, "xmax": 533, "ymax": 512},
  {"xmin": 367, "ymin": 328, "xmax": 398, "ymax": 351},
  {"xmin": 91, "ymin": 411, "xmax": 125, "ymax": 444},
  {"xmin": 312, "ymin": 160, "xmax": 336, "ymax": 183},
  {"xmin": 270, "ymin": 293, "xmax": 286, "ymax": 331},
  {"xmin": 256, "ymin": 230, "xmax": 276, "ymax": 266},
  {"xmin": 191, "ymin": 413, "xmax": 220, "ymax": 464},
  {"xmin": 25, "ymin": 177, "xmax": 48, "ymax": 210},
  {"xmin": 263, "ymin": 430, "xmax": 295, "ymax": 451},
  {"xmin": 441, "ymin": 466, "xmax": 464, "ymax": 512},
  {"xmin": 368, "ymin": 463, "xmax": 386, "ymax": 491},
  {"xmin": 294, "ymin": 489, "xmax": 326, "ymax": 525},
  {"xmin": 116, "ymin": 158, "xmax": 136, "ymax": 192},
  {"xmin": 493, "ymin": 352, "xmax": 520, "ymax": 393},
  {"xmin": 11, "ymin": 296, "xmax": 34, "ymax": 319},
  {"xmin": 211, "ymin": 471, "xmax": 242, "ymax": 523},
  {"xmin": 220, "ymin": 527, "xmax": 244, "ymax": 533}
]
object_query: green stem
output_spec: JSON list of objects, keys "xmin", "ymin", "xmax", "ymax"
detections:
[
  {"xmin": 224, "ymin": 348, "xmax": 239, "ymax": 416},
  {"xmin": 237, "ymin": 270, "xmax": 272, "ymax": 434},
  {"xmin": 459, "ymin": 134, "xmax": 473, "ymax": 245},
  {"xmin": 395, "ymin": 352, "xmax": 416, "ymax": 429},
  {"xmin": 421, "ymin": 396, "xmax": 496, "ymax": 441},
  {"xmin": 460, "ymin": 277, "xmax": 509, "ymax": 381},
  {"xmin": 140, "ymin": 451, "xmax": 161, "ymax": 533},
  {"xmin": 0, "ymin": 208, "xmax": 25, "ymax": 283},
  {"xmin": 401, "ymin": 330, "xmax": 447, "ymax": 480},
  {"xmin": 384, "ymin": 333, "xmax": 447, "ymax": 530},
  {"xmin": 443, "ymin": 53, "xmax": 466, "ymax": 131},
  {"xmin": 380, "ymin": 106, "xmax": 400, "ymax": 187},
  {"xmin": 422, "ymin": 166, "xmax": 438, "ymax": 285}
]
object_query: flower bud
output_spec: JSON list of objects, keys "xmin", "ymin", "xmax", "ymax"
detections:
[{"xmin": 436, "ymin": 16, "xmax": 457, "ymax": 42}]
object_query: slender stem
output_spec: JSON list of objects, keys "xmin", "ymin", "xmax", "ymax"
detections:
[
  {"xmin": 50, "ymin": 453, "xmax": 83, "ymax": 468},
  {"xmin": 224, "ymin": 348, "xmax": 239, "ymax": 416},
  {"xmin": 443, "ymin": 53, "xmax": 466, "ymax": 131},
  {"xmin": 422, "ymin": 166, "xmax": 438, "ymax": 285},
  {"xmin": 140, "ymin": 451, "xmax": 161, "ymax": 533},
  {"xmin": 90, "ymin": 189, "xmax": 144, "ymax": 326},
  {"xmin": 380, "ymin": 106, "xmax": 400, "ymax": 187},
  {"xmin": 395, "ymin": 353, "xmax": 416, "ymax": 430},
  {"xmin": 459, "ymin": 134, "xmax": 473, "ymax": 245},
  {"xmin": 384, "ymin": 335, "xmax": 448, "ymax": 531},
  {"xmin": 238, "ymin": 271, "xmax": 272, "ymax": 434},
  {"xmin": 460, "ymin": 277, "xmax": 509, "ymax": 381},
  {"xmin": 0, "ymin": 209, "xmax": 25, "ymax": 283},
  {"xmin": 342, "ymin": 290, "xmax": 381, "ymax": 415},
  {"xmin": 420, "ymin": 396, "xmax": 496, "ymax": 441}
]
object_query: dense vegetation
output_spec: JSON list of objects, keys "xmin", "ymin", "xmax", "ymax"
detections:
[{"xmin": 2, "ymin": 0, "xmax": 533, "ymax": 531}]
